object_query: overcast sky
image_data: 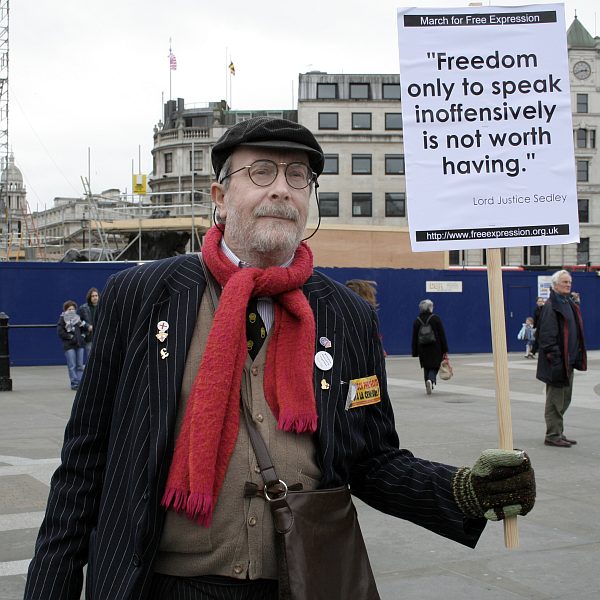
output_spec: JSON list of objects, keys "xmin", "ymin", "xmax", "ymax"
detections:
[{"xmin": 10, "ymin": 0, "xmax": 598, "ymax": 211}]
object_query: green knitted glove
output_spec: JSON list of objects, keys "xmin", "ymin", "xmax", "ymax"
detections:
[{"xmin": 452, "ymin": 449, "xmax": 536, "ymax": 521}]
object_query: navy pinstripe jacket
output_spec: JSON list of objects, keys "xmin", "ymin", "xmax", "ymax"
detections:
[{"xmin": 24, "ymin": 255, "xmax": 485, "ymax": 600}]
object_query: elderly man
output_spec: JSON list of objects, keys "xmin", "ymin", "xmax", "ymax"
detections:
[
  {"xmin": 25, "ymin": 118, "xmax": 535, "ymax": 600},
  {"xmin": 536, "ymin": 269, "xmax": 587, "ymax": 447}
]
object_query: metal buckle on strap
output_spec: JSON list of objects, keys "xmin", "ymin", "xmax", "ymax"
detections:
[
  {"xmin": 244, "ymin": 480, "xmax": 302, "ymax": 500},
  {"xmin": 264, "ymin": 480, "xmax": 288, "ymax": 502}
]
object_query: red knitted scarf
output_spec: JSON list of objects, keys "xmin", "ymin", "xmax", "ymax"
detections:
[{"xmin": 161, "ymin": 226, "xmax": 317, "ymax": 525}]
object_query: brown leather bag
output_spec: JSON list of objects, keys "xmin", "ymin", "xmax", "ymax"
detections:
[{"xmin": 243, "ymin": 406, "xmax": 380, "ymax": 600}]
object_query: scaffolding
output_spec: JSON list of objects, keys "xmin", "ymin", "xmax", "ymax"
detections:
[{"xmin": 0, "ymin": 1, "xmax": 9, "ymax": 229}]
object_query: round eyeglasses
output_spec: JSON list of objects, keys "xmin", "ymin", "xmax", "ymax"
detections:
[{"xmin": 219, "ymin": 159, "xmax": 315, "ymax": 190}]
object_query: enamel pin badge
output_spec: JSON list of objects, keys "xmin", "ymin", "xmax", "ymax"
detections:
[{"xmin": 319, "ymin": 336, "xmax": 332, "ymax": 349}]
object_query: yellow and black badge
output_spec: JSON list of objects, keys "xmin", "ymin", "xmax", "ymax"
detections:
[{"xmin": 345, "ymin": 375, "xmax": 380, "ymax": 410}]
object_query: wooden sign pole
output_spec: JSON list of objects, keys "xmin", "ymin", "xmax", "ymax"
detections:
[{"xmin": 486, "ymin": 247, "xmax": 519, "ymax": 548}]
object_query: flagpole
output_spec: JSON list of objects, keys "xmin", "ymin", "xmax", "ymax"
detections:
[
  {"xmin": 169, "ymin": 38, "xmax": 172, "ymax": 100},
  {"xmin": 225, "ymin": 48, "xmax": 228, "ymax": 106}
]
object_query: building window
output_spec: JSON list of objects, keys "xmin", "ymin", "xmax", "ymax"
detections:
[
  {"xmin": 575, "ymin": 128, "xmax": 596, "ymax": 149},
  {"xmin": 576, "ymin": 93, "xmax": 588, "ymax": 113},
  {"xmin": 319, "ymin": 192, "xmax": 339, "ymax": 217},
  {"xmin": 523, "ymin": 246, "xmax": 545, "ymax": 266},
  {"xmin": 317, "ymin": 83, "xmax": 337, "ymax": 99},
  {"xmin": 164, "ymin": 153, "xmax": 173, "ymax": 173},
  {"xmin": 577, "ymin": 160, "xmax": 589, "ymax": 182},
  {"xmin": 323, "ymin": 155, "xmax": 339, "ymax": 174},
  {"xmin": 163, "ymin": 194, "xmax": 173, "ymax": 205},
  {"xmin": 352, "ymin": 112, "xmax": 372, "ymax": 130},
  {"xmin": 385, "ymin": 155, "xmax": 405, "ymax": 175},
  {"xmin": 189, "ymin": 149, "xmax": 203, "ymax": 171},
  {"xmin": 449, "ymin": 250, "xmax": 465, "ymax": 266},
  {"xmin": 385, "ymin": 113, "xmax": 403, "ymax": 130},
  {"xmin": 349, "ymin": 83, "xmax": 370, "ymax": 99},
  {"xmin": 352, "ymin": 193, "xmax": 372, "ymax": 216},
  {"xmin": 318, "ymin": 112, "xmax": 339, "ymax": 129},
  {"xmin": 385, "ymin": 192, "xmax": 406, "ymax": 217},
  {"xmin": 577, "ymin": 238, "xmax": 589, "ymax": 264},
  {"xmin": 578, "ymin": 198, "xmax": 589, "ymax": 223},
  {"xmin": 352, "ymin": 155, "xmax": 372, "ymax": 174},
  {"xmin": 382, "ymin": 83, "xmax": 401, "ymax": 99}
]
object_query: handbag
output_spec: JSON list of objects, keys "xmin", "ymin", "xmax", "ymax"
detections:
[
  {"xmin": 439, "ymin": 358, "xmax": 453, "ymax": 380},
  {"xmin": 243, "ymin": 405, "xmax": 380, "ymax": 600}
]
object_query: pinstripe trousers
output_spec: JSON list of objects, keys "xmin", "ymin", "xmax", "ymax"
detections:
[{"xmin": 148, "ymin": 573, "xmax": 278, "ymax": 600}]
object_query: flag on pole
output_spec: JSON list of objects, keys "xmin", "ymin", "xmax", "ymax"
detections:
[
  {"xmin": 229, "ymin": 61, "xmax": 235, "ymax": 75},
  {"xmin": 170, "ymin": 53, "xmax": 177, "ymax": 71}
]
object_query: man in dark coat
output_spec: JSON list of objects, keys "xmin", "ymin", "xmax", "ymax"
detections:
[
  {"xmin": 24, "ymin": 118, "xmax": 535, "ymax": 600},
  {"xmin": 536, "ymin": 270, "xmax": 587, "ymax": 448}
]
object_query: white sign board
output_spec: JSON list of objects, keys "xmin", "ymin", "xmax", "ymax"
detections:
[
  {"xmin": 537, "ymin": 275, "xmax": 553, "ymax": 298},
  {"xmin": 425, "ymin": 280, "xmax": 463, "ymax": 293},
  {"xmin": 397, "ymin": 4, "xmax": 578, "ymax": 252}
]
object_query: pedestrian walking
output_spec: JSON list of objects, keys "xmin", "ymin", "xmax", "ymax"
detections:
[
  {"xmin": 56, "ymin": 300, "xmax": 87, "ymax": 390},
  {"xmin": 531, "ymin": 297, "xmax": 545, "ymax": 357},
  {"xmin": 411, "ymin": 299, "xmax": 449, "ymax": 395},
  {"xmin": 78, "ymin": 287, "xmax": 100, "ymax": 361},
  {"xmin": 518, "ymin": 316, "xmax": 536, "ymax": 358}
]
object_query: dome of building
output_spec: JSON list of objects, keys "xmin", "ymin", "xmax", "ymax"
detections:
[{"xmin": 1, "ymin": 153, "xmax": 24, "ymax": 186}]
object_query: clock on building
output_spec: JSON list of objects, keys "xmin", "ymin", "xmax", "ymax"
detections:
[{"xmin": 573, "ymin": 61, "xmax": 591, "ymax": 80}]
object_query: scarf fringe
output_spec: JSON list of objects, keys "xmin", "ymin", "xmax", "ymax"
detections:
[
  {"xmin": 161, "ymin": 487, "xmax": 188, "ymax": 513},
  {"xmin": 162, "ymin": 488, "xmax": 214, "ymax": 525},
  {"xmin": 278, "ymin": 410, "xmax": 318, "ymax": 433}
]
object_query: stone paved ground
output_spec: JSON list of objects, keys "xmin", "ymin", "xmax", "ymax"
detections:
[{"xmin": 1, "ymin": 353, "xmax": 599, "ymax": 599}]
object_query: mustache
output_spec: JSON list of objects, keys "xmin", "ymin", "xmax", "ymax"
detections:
[{"xmin": 253, "ymin": 203, "xmax": 299, "ymax": 222}]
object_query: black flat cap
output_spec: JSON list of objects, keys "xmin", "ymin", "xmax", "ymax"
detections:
[{"xmin": 212, "ymin": 117, "xmax": 324, "ymax": 179}]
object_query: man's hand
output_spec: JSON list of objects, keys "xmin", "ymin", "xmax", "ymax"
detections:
[{"xmin": 452, "ymin": 449, "xmax": 536, "ymax": 521}]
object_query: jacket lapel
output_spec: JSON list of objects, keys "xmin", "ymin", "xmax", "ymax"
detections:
[
  {"xmin": 304, "ymin": 275, "xmax": 345, "ymax": 454},
  {"xmin": 147, "ymin": 258, "xmax": 205, "ymax": 484}
]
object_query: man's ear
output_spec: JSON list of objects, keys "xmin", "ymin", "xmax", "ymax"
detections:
[{"xmin": 211, "ymin": 182, "xmax": 227, "ymax": 221}]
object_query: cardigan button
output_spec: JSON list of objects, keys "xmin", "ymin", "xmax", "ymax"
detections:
[
  {"xmin": 255, "ymin": 413, "xmax": 264, "ymax": 423},
  {"xmin": 248, "ymin": 516, "xmax": 257, "ymax": 527},
  {"xmin": 251, "ymin": 366, "xmax": 259, "ymax": 376},
  {"xmin": 233, "ymin": 564, "xmax": 243, "ymax": 575}
]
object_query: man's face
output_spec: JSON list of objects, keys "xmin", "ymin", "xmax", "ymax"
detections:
[
  {"xmin": 90, "ymin": 292, "xmax": 99, "ymax": 305},
  {"xmin": 553, "ymin": 274, "xmax": 572, "ymax": 296},
  {"xmin": 211, "ymin": 147, "xmax": 311, "ymax": 262}
]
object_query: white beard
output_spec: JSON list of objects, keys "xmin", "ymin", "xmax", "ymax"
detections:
[{"xmin": 225, "ymin": 202, "xmax": 306, "ymax": 258}]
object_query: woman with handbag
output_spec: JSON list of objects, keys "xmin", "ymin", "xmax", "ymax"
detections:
[{"xmin": 411, "ymin": 299, "xmax": 449, "ymax": 395}]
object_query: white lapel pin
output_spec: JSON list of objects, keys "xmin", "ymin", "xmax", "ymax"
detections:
[{"xmin": 314, "ymin": 351, "xmax": 333, "ymax": 371}]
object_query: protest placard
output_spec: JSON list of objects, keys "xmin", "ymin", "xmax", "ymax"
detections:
[
  {"xmin": 397, "ymin": 3, "xmax": 577, "ymax": 252},
  {"xmin": 397, "ymin": 3, "xmax": 576, "ymax": 549}
]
